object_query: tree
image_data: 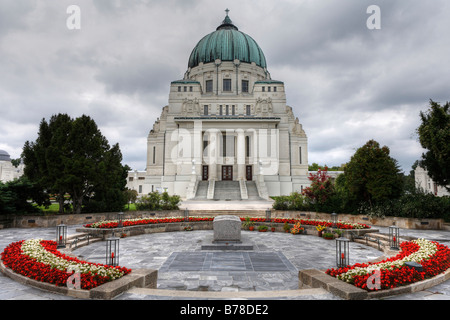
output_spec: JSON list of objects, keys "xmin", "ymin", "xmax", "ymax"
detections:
[
  {"xmin": 0, "ymin": 177, "xmax": 50, "ymax": 215},
  {"xmin": 417, "ymin": 100, "xmax": 450, "ymax": 191},
  {"xmin": 344, "ymin": 140, "xmax": 403, "ymax": 207},
  {"xmin": 308, "ymin": 163, "xmax": 345, "ymax": 171},
  {"xmin": 22, "ymin": 113, "xmax": 128, "ymax": 214},
  {"xmin": 302, "ymin": 167, "xmax": 335, "ymax": 205},
  {"xmin": 22, "ymin": 114, "xmax": 73, "ymax": 213},
  {"xmin": 123, "ymin": 188, "xmax": 138, "ymax": 209}
]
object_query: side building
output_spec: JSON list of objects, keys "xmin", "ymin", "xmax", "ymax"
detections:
[
  {"xmin": 0, "ymin": 150, "xmax": 24, "ymax": 183},
  {"xmin": 415, "ymin": 166, "xmax": 450, "ymax": 197}
]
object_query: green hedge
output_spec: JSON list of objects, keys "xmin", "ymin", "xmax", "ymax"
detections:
[
  {"xmin": 135, "ymin": 191, "xmax": 181, "ymax": 211},
  {"xmin": 273, "ymin": 191, "xmax": 450, "ymax": 222},
  {"xmin": 358, "ymin": 193, "xmax": 450, "ymax": 221}
]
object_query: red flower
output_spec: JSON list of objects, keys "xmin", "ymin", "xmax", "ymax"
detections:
[{"xmin": 1, "ymin": 240, "xmax": 131, "ymax": 290}]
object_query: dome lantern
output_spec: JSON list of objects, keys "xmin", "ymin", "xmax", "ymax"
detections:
[{"xmin": 187, "ymin": 10, "xmax": 267, "ymax": 69}]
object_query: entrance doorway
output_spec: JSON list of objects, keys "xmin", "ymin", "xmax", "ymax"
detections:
[
  {"xmin": 246, "ymin": 165, "xmax": 253, "ymax": 181},
  {"xmin": 202, "ymin": 165, "xmax": 209, "ymax": 181},
  {"xmin": 222, "ymin": 166, "xmax": 233, "ymax": 181}
]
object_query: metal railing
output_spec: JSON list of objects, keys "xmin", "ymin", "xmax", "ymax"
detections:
[{"xmin": 69, "ymin": 234, "xmax": 91, "ymax": 250}]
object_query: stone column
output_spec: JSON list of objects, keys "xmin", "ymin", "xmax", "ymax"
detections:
[
  {"xmin": 236, "ymin": 129, "xmax": 245, "ymax": 180},
  {"xmin": 193, "ymin": 121, "xmax": 202, "ymax": 176},
  {"xmin": 208, "ymin": 130, "xmax": 219, "ymax": 180}
]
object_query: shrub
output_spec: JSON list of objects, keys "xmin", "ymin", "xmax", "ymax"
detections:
[
  {"xmin": 288, "ymin": 192, "xmax": 310, "ymax": 211},
  {"xmin": 135, "ymin": 191, "xmax": 180, "ymax": 211},
  {"xmin": 272, "ymin": 196, "xmax": 290, "ymax": 210},
  {"xmin": 272, "ymin": 193, "xmax": 311, "ymax": 211},
  {"xmin": 358, "ymin": 192, "xmax": 450, "ymax": 221}
]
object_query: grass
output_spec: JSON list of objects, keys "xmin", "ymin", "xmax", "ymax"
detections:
[{"xmin": 34, "ymin": 202, "xmax": 139, "ymax": 214}]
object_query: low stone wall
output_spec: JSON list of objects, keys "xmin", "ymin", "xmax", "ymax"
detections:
[
  {"xmin": 78, "ymin": 221, "xmax": 214, "ymax": 240},
  {"xmin": 7, "ymin": 210, "xmax": 445, "ymax": 230},
  {"xmin": 298, "ymin": 268, "xmax": 450, "ymax": 300},
  {"xmin": 78, "ymin": 220, "xmax": 376, "ymax": 240},
  {"xmin": 0, "ymin": 261, "xmax": 157, "ymax": 300},
  {"xmin": 271, "ymin": 210, "xmax": 445, "ymax": 230},
  {"xmin": 8, "ymin": 210, "xmax": 182, "ymax": 229}
]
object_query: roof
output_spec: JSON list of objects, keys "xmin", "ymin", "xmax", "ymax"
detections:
[
  {"xmin": 187, "ymin": 13, "xmax": 267, "ymax": 69},
  {"xmin": 254, "ymin": 80, "xmax": 284, "ymax": 85},
  {"xmin": 0, "ymin": 150, "xmax": 11, "ymax": 161}
]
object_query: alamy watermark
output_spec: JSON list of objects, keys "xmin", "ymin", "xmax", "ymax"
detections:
[
  {"xmin": 66, "ymin": 265, "xmax": 81, "ymax": 289},
  {"xmin": 66, "ymin": 5, "xmax": 81, "ymax": 30},
  {"xmin": 366, "ymin": 269, "xmax": 382, "ymax": 290},
  {"xmin": 168, "ymin": 122, "xmax": 280, "ymax": 175},
  {"xmin": 367, "ymin": 5, "xmax": 381, "ymax": 30}
]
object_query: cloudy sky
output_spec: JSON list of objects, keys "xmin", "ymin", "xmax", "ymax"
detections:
[{"xmin": 1, "ymin": 0, "xmax": 449, "ymax": 173}]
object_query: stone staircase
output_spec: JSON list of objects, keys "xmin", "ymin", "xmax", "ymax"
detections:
[
  {"xmin": 214, "ymin": 181, "xmax": 241, "ymax": 200},
  {"xmin": 349, "ymin": 231, "xmax": 411, "ymax": 257},
  {"xmin": 194, "ymin": 181, "xmax": 208, "ymax": 199},
  {"xmin": 191, "ymin": 179, "xmax": 266, "ymax": 202},
  {"xmin": 65, "ymin": 233, "xmax": 102, "ymax": 251},
  {"xmin": 246, "ymin": 181, "xmax": 264, "ymax": 200}
]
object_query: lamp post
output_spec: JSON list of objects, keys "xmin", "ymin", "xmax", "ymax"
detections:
[
  {"xmin": 265, "ymin": 208, "xmax": 271, "ymax": 222},
  {"xmin": 117, "ymin": 212, "xmax": 123, "ymax": 228},
  {"xmin": 336, "ymin": 237, "xmax": 350, "ymax": 268},
  {"xmin": 389, "ymin": 225, "xmax": 400, "ymax": 250},
  {"xmin": 56, "ymin": 222, "xmax": 67, "ymax": 249},
  {"xmin": 331, "ymin": 212, "xmax": 337, "ymax": 229},
  {"xmin": 184, "ymin": 208, "xmax": 189, "ymax": 222},
  {"xmin": 117, "ymin": 212, "xmax": 124, "ymax": 228},
  {"xmin": 106, "ymin": 233, "xmax": 120, "ymax": 266}
]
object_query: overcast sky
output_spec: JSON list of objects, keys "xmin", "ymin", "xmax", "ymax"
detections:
[{"xmin": 1, "ymin": 0, "xmax": 449, "ymax": 173}]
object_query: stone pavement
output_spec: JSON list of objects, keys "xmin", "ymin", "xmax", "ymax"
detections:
[{"xmin": 1, "ymin": 224, "xmax": 450, "ymax": 300}]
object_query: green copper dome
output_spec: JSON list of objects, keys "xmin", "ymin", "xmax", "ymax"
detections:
[{"xmin": 188, "ymin": 13, "xmax": 267, "ymax": 69}]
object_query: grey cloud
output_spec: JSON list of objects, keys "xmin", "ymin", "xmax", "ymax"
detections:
[
  {"xmin": 95, "ymin": 59, "xmax": 179, "ymax": 96},
  {"xmin": 1, "ymin": 0, "xmax": 449, "ymax": 174}
]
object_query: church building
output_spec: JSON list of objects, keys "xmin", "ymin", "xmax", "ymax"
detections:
[{"xmin": 127, "ymin": 11, "xmax": 309, "ymax": 200}]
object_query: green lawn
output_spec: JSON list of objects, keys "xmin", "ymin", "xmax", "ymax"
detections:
[{"xmin": 35, "ymin": 202, "xmax": 138, "ymax": 213}]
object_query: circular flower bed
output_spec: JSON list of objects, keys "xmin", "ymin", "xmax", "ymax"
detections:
[
  {"xmin": 326, "ymin": 238, "xmax": 450, "ymax": 291},
  {"xmin": 1, "ymin": 239, "xmax": 131, "ymax": 290},
  {"xmin": 84, "ymin": 216, "xmax": 370, "ymax": 230}
]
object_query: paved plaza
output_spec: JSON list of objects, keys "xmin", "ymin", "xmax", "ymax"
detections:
[{"xmin": 1, "ymin": 221, "xmax": 450, "ymax": 300}]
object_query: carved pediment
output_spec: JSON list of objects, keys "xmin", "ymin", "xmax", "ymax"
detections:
[
  {"xmin": 286, "ymin": 106, "xmax": 294, "ymax": 120},
  {"xmin": 182, "ymin": 98, "xmax": 200, "ymax": 116},
  {"xmin": 292, "ymin": 117, "xmax": 306, "ymax": 136},
  {"xmin": 255, "ymin": 97, "xmax": 273, "ymax": 116}
]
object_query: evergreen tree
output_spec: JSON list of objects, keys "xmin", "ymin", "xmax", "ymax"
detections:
[
  {"xmin": 22, "ymin": 114, "xmax": 128, "ymax": 214},
  {"xmin": 344, "ymin": 140, "xmax": 403, "ymax": 207},
  {"xmin": 417, "ymin": 99, "xmax": 450, "ymax": 191}
]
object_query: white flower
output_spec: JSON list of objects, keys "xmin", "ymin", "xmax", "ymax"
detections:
[
  {"xmin": 21, "ymin": 239, "xmax": 125, "ymax": 279},
  {"xmin": 337, "ymin": 238, "xmax": 437, "ymax": 282}
]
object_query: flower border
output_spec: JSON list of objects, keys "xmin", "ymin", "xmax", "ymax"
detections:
[
  {"xmin": 1, "ymin": 239, "xmax": 131, "ymax": 290},
  {"xmin": 84, "ymin": 216, "xmax": 370, "ymax": 230},
  {"xmin": 326, "ymin": 238, "xmax": 450, "ymax": 291}
]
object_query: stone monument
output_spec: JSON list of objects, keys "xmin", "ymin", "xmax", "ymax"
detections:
[
  {"xmin": 201, "ymin": 215, "xmax": 253, "ymax": 250},
  {"xmin": 213, "ymin": 215, "xmax": 241, "ymax": 243}
]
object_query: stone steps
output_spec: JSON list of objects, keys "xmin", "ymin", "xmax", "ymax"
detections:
[
  {"xmin": 66, "ymin": 233, "xmax": 102, "ymax": 250},
  {"xmin": 214, "ymin": 181, "xmax": 241, "ymax": 200},
  {"xmin": 187, "ymin": 209, "xmax": 268, "ymax": 216},
  {"xmin": 246, "ymin": 181, "xmax": 263, "ymax": 200},
  {"xmin": 195, "ymin": 181, "xmax": 208, "ymax": 199}
]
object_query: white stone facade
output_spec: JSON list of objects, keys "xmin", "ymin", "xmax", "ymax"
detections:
[
  {"xmin": 0, "ymin": 150, "xmax": 24, "ymax": 183},
  {"xmin": 127, "ymin": 15, "xmax": 310, "ymax": 199},
  {"xmin": 415, "ymin": 166, "xmax": 450, "ymax": 197}
]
